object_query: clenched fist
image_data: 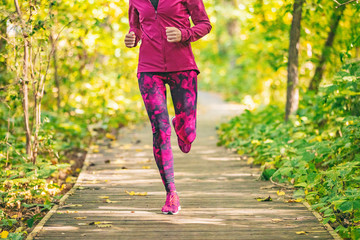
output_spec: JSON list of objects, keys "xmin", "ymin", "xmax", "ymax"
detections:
[
  {"xmin": 124, "ymin": 31, "xmax": 136, "ymax": 48},
  {"xmin": 166, "ymin": 27, "xmax": 181, "ymax": 42}
]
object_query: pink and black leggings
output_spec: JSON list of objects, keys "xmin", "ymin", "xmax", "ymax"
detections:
[{"xmin": 137, "ymin": 70, "xmax": 198, "ymax": 193}]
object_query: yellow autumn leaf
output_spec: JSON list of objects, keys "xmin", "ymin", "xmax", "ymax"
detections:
[
  {"xmin": 271, "ymin": 218, "xmax": 283, "ymax": 223},
  {"xmin": 1, "ymin": 231, "xmax": 9, "ymax": 239},
  {"xmin": 89, "ymin": 221, "xmax": 112, "ymax": 225},
  {"xmin": 125, "ymin": 190, "xmax": 147, "ymax": 196},
  {"xmin": 285, "ymin": 199, "xmax": 302, "ymax": 203},
  {"xmin": 74, "ymin": 217, "xmax": 87, "ymax": 220},
  {"xmin": 296, "ymin": 231, "xmax": 307, "ymax": 235},
  {"xmin": 64, "ymin": 210, "xmax": 78, "ymax": 213},
  {"xmin": 277, "ymin": 190, "xmax": 285, "ymax": 196},
  {"xmin": 256, "ymin": 196, "xmax": 272, "ymax": 202},
  {"xmin": 246, "ymin": 157, "xmax": 254, "ymax": 165},
  {"xmin": 65, "ymin": 176, "xmax": 74, "ymax": 183},
  {"xmin": 142, "ymin": 166, "xmax": 150, "ymax": 169},
  {"xmin": 69, "ymin": 204, "xmax": 82, "ymax": 207},
  {"xmin": 99, "ymin": 196, "xmax": 109, "ymax": 199},
  {"xmin": 105, "ymin": 133, "xmax": 116, "ymax": 140},
  {"xmin": 11, "ymin": 214, "xmax": 18, "ymax": 218},
  {"xmin": 122, "ymin": 144, "xmax": 133, "ymax": 149},
  {"xmin": 106, "ymin": 199, "xmax": 119, "ymax": 203},
  {"xmin": 92, "ymin": 149, "xmax": 99, "ymax": 153},
  {"xmin": 97, "ymin": 224, "xmax": 112, "ymax": 228}
]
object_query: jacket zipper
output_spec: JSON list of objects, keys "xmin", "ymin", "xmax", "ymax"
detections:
[{"xmin": 148, "ymin": 0, "xmax": 166, "ymax": 71}]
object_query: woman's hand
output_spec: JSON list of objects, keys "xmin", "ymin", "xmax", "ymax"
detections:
[
  {"xmin": 166, "ymin": 27, "xmax": 181, "ymax": 42},
  {"xmin": 124, "ymin": 32, "xmax": 136, "ymax": 48}
]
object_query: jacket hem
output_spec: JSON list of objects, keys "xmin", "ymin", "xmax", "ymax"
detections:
[{"xmin": 137, "ymin": 67, "xmax": 200, "ymax": 75}]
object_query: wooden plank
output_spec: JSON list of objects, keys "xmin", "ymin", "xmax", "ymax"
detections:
[{"xmin": 31, "ymin": 92, "xmax": 337, "ymax": 240}]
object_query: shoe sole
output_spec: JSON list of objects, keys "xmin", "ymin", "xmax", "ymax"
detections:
[{"xmin": 162, "ymin": 206, "xmax": 181, "ymax": 215}]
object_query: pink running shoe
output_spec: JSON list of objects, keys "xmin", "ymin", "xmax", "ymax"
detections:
[
  {"xmin": 171, "ymin": 117, "xmax": 191, "ymax": 153},
  {"xmin": 161, "ymin": 191, "xmax": 181, "ymax": 215}
]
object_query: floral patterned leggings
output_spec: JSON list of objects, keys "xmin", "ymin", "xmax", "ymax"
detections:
[{"xmin": 137, "ymin": 70, "xmax": 198, "ymax": 193}]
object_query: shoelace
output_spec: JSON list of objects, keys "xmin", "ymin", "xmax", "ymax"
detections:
[{"xmin": 168, "ymin": 193, "xmax": 178, "ymax": 207}]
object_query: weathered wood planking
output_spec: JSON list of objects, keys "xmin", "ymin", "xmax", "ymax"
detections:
[{"xmin": 34, "ymin": 92, "xmax": 335, "ymax": 240}]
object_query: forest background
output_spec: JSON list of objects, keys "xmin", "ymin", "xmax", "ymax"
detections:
[{"xmin": 0, "ymin": 0, "xmax": 359, "ymax": 239}]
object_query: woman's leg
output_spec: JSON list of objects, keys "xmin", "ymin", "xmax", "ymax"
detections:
[
  {"xmin": 168, "ymin": 70, "xmax": 198, "ymax": 146},
  {"xmin": 137, "ymin": 72, "xmax": 176, "ymax": 193}
]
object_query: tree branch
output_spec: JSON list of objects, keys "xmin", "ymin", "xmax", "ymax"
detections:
[{"xmin": 333, "ymin": 0, "xmax": 358, "ymax": 7}]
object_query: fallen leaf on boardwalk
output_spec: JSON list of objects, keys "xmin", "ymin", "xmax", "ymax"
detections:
[
  {"xmin": 296, "ymin": 231, "xmax": 308, "ymax": 235},
  {"xmin": 74, "ymin": 217, "xmax": 87, "ymax": 220},
  {"xmin": 92, "ymin": 149, "xmax": 99, "ymax": 153},
  {"xmin": 81, "ymin": 234, "xmax": 87, "ymax": 236},
  {"xmin": 11, "ymin": 215, "xmax": 18, "ymax": 219},
  {"xmin": 99, "ymin": 196, "xmax": 109, "ymax": 199},
  {"xmin": 77, "ymin": 186, "xmax": 85, "ymax": 190},
  {"xmin": 68, "ymin": 204, "xmax": 82, "ymax": 207},
  {"xmin": 135, "ymin": 149, "xmax": 143, "ymax": 152},
  {"xmin": 271, "ymin": 218, "xmax": 283, "ymax": 223},
  {"xmin": 97, "ymin": 224, "xmax": 112, "ymax": 228},
  {"xmin": 256, "ymin": 196, "xmax": 272, "ymax": 202},
  {"xmin": 104, "ymin": 159, "xmax": 111, "ymax": 164},
  {"xmin": 105, "ymin": 199, "xmax": 119, "ymax": 203},
  {"xmin": 105, "ymin": 133, "xmax": 116, "ymax": 140},
  {"xmin": 121, "ymin": 166, "xmax": 128, "ymax": 169},
  {"xmin": 285, "ymin": 199, "xmax": 302, "ymax": 203},
  {"xmin": 122, "ymin": 144, "xmax": 133, "ymax": 149},
  {"xmin": 64, "ymin": 210, "xmax": 78, "ymax": 213},
  {"xmin": 89, "ymin": 221, "xmax": 112, "ymax": 225},
  {"xmin": 277, "ymin": 190, "xmax": 285, "ymax": 196},
  {"xmin": 138, "ymin": 159, "xmax": 151, "ymax": 164},
  {"xmin": 1, "ymin": 231, "xmax": 9, "ymax": 238},
  {"xmin": 142, "ymin": 166, "xmax": 150, "ymax": 169},
  {"xmin": 125, "ymin": 190, "xmax": 147, "ymax": 196},
  {"xmin": 131, "ymin": 211, "xmax": 135, "ymax": 213}
]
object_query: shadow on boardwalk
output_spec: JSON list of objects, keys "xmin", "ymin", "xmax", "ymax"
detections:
[{"xmin": 33, "ymin": 91, "xmax": 334, "ymax": 240}]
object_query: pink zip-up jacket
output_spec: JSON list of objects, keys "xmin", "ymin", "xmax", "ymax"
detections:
[{"xmin": 128, "ymin": 0, "xmax": 212, "ymax": 74}]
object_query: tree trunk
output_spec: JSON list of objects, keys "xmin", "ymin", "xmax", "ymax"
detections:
[
  {"xmin": 22, "ymin": 41, "xmax": 32, "ymax": 159},
  {"xmin": 15, "ymin": 0, "xmax": 33, "ymax": 160},
  {"xmin": 285, "ymin": 0, "xmax": 304, "ymax": 122},
  {"xmin": 0, "ymin": 0, "xmax": 7, "ymax": 76},
  {"xmin": 308, "ymin": 5, "xmax": 345, "ymax": 93},
  {"xmin": 50, "ymin": 33, "xmax": 61, "ymax": 110}
]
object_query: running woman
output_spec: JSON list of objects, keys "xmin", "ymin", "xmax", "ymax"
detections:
[{"xmin": 125, "ymin": 0, "xmax": 212, "ymax": 215}]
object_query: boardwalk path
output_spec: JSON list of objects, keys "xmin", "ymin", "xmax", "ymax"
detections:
[{"xmin": 34, "ymin": 92, "xmax": 334, "ymax": 240}]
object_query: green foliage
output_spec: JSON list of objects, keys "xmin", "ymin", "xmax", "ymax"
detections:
[
  {"xmin": 217, "ymin": 62, "xmax": 360, "ymax": 239},
  {"xmin": 196, "ymin": 0, "xmax": 360, "ymax": 106}
]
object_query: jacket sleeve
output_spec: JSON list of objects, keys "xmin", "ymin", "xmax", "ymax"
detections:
[
  {"xmin": 179, "ymin": 0, "xmax": 212, "ymax": 43},
  {"xmin": 128, "ymin": 0, "xmax": 142, "ymax": 47}
]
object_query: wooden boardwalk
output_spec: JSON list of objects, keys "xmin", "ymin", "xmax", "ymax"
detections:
[{"xmin": 34, "ymin": 92, "xmax": 335, "ymax": 240}]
